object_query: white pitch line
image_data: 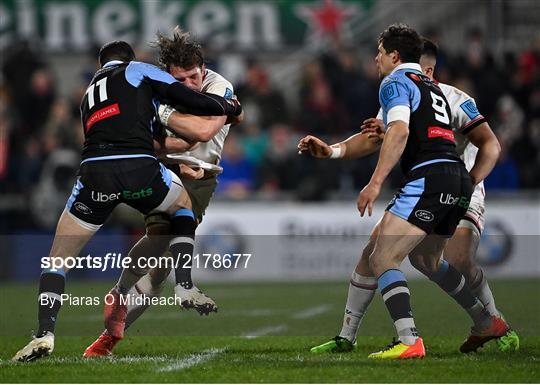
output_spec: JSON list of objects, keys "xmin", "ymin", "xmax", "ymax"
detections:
[
  {"xmin": 111, "ymin": 355, "xmax": 173, "ymax": 364},
  {"xmin": 292, "ymin": 304, "xmax": 332, "ymax": 320},
  {"xmin": 156, "ymin": 347, "xmax": 226, "ymax": 372},
  {"xmin": 242, "ymin": 324, "xmax": 288, "ymax": 339}
]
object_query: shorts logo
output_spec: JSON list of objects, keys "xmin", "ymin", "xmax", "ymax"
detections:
[
  {"xmin": 440, "ymin": 193, "xmax": 470, "ymax": 208},
  {"xmin": 92, "ymin": 191, "xmax": 120, "ymax": 202},
  {"xmin": 91, "ymin": 188, "xmax": 153, "ymax": 202},
  {"xmin": 440, "ymin": 193, "xmax": 459, "ymax": 205},
  {"xmin": 122, "ymin": 188, "xmax": 153, "ymax": 199},
  {"xmin": 224, "ymin": 88, "xmax": 233, "ymax": 100},
  {"xmin": 74, "ymin": 202, "xmax": 92, "ymax": 215},
  {"xmin": 415, "ymin": 210, "xmax": 434, "ymax": 222}
]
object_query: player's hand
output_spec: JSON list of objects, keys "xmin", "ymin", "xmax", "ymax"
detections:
[
  {"xmin": 297, "ymin": 135, "xmax": 332, "ymax": 158},
  {"xmin": 226, "ymin": 109, "xmax": 244, "ymax": 126},
  {"xmin": 361, "ymin": 118, "xmax": 385, "ymax": 132},
  {"xmin": 158, "ymin": 104, "xmax": 176, "ymax": 126},
  {"xmin": 361, "ymin": 118, "xmax": 385, "ymax": 144},
  {"xmin": 226, "ymin": 96, "xmax": 243, "ymax": 117},
  {"xmin": 357, "ymin": 181, "xmax": 382, "ymax": 217},
  {"xmin": 180, "ymin": 164, "xmax": 204, "ymax": 180}
]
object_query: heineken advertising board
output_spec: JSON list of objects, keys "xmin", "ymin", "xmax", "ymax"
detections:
[{"xmin": 0, "ymin": 0, "xmax": 374, "ymax": 51}]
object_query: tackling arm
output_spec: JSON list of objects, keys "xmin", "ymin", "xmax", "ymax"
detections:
[
  {"xmin": 153, "ymin": 135, "xmax": 196, "ymax": 156},
  {"xmin": 465, "ymin": 122, "xmax": 501, "ymax": 185},
  {"xmin": 339, "ymin": 132, "xmax": 382, "ymax": 159},
  {"xmin": 161, "ymin": 106, "xmax": 228, "ymax": 142},
  {"xmin": 297, "ymin": 132, "xmax": 381, "ymax": 159},
  {"xmin": 125, "ymin": 62, "xmax": 241, "ymax": 117}
]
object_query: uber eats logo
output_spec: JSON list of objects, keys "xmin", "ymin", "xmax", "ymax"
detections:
[
  {"xmin": 439, "ymin": 193, "xmax": 470, "ymax": 208},
  {"xmin": 122, "ymin": 188, "xmax": 153, "ymax": 199},
  {"xmin": 92, "ymin": 188, "xmax": 153, "ymax": 202}
]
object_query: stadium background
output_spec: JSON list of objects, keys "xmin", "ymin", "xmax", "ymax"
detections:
[
  {"xmin": 0, "ymin": 1, "xmax": 539, "ymax": 382},
  {"xmin": 1, "ymin": 0, "xmax": 539, "ymax": 330}
]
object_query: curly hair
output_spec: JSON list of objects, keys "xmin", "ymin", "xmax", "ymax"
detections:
[
  {"xmin": 153, "ymin": 26, "xmax": 204, "ymax": 71},
  {"xmin": 378, "ymin": 23, "xmax": 422, "ymax": 63}
]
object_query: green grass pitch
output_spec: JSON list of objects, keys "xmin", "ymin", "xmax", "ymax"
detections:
[{"xmin": 1, "ymin": 279, "xmax": 539, "ymax": 383}]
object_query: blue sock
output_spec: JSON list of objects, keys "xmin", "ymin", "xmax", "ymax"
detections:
[
  {"xmin": 37, "ymin": 268, "xmax": 65, "ymax": 336},
  {"xmin": 378, "ymin": 269, "xmax": 418, "ymax": 345},
  {"xmin": 170, "ymin": 209, "xmax": 196, "ymax": 289}
]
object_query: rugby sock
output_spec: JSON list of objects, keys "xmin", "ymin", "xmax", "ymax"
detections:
[
  {"xmin": 378, "ymin": 269, "xmax": 418, "ymax": 345},
  {"xmin": 124, "ymin": 274, "xmax": 167, "ymax": 330},
  {"xmin": 169, "ymin": 209, "xmax": 197, "ymax": 289},
  {"xmin": 339, "ymin": 272, "xmax": 377, "ymax": 342},
  {"xmin": 37, "ymin": 269, "xmax": 65, "ymax": 337},
  {"xmin": 470, "ymin": 268, "xmax": 499, "ymax": 316},
  {"xmin": 116, "ymin": 268, "xmax": 144, "ymax": 295},
  {"xmin": 430, "ymin": 260, "xmax": 491, "ymax": 328}
]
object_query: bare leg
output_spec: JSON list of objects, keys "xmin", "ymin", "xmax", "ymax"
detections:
[{"xmin": 369, "ymin": 212, "xmax": 426, "ymax": 345}]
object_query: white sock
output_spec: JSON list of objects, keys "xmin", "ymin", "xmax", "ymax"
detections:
[
  {"xmin": 125, "ymin": 273, "xmax": 167, "ymax": 329},
  {"xmin": 116, "ymin": 268, "xmax": 144, "ymax": 295},
  {"xmin": 339, "ymin": 272, "xmax": 377, "ymax": 343},
  {"xmin": 470, "ymin": 269, "xmax": 499, "ymax": 316},
  {"xmin": 467, "ymin": 300, "xmax": 492, "ymax": 329}
]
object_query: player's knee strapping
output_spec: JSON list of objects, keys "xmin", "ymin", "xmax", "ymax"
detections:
[
  {"xmin": 169, "ymin": 208, "xmax": 197, "ymax": 289},
  {"xmin": 37, "ymin": 268, "xmax": 66, "ymax": 336},
  {"xmin": 378, "ymin": 269, "xmax": 418, "ymax": 345}
]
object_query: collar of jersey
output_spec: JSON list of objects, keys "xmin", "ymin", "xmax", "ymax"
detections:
[
  {"xmin": 102, "ymin": 60, "xmax": 124, "ymax": 68},
  {"xmin": 390, "ymin": 62, "xmax": 422, "ymax": 75}
]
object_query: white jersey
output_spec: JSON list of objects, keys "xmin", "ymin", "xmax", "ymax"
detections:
[
  {"xmin": 183, "ymin": 69, "xmax": 234, "ymax": 165},
  {"xmin": 438, "ymin": 82, "xmax": 487, "ymax": 232},
  {"xmin": 437, "ymin": 82, "xmax": 486, "ymax": 172},
  {"xmin": 173, "ymin": 69, "xmax": 234, "ymax": 222}
]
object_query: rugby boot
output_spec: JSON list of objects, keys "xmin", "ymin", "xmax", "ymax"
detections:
[
  {"xmin": 310, "ymin": 336, "xmax": 355, "ymax": 353},
  {"xmin": 496, "ymin": 329, "xmax": 520, "ymax": 352},
  {"xmin": 460, "ymin": 315, "xmax": 510, "ymax": 353},
  {"xmin": 369, "ymin": 337, "xmax": 425, "ymax": 359},
  {"xmin": 12, "ymin": 332, "xmax": 54, "ymax": 362},
  {"xmin": 174, "ymin": 284, "xmax": 217, "ymax": 315},
  {"xmin": 83, "ymin": 330, "xmax": 120, "ymax": 357}
]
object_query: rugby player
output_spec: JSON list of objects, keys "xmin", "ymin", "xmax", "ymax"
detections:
[
  {"xmin": 362, "ymin": 38, "xmax": 519, "ymax": 352},
  {"xmin": 83, "ymin": 28, "xmax": 238, "ymax": 357},
  {"xmin": 299, "ymin": 24, "xmax": 508, "ymax": 359},
  {"xmin": 13, "ymin": 41, "xmax": 242, "ymax": 362}
]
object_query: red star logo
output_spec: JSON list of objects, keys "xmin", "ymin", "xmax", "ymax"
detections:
[{"xmin": 296, "ymin": 0, "xmax": 358, "ymax": 36}]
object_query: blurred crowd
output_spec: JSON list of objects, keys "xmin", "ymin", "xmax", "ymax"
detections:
[{"xmin": 1, "ymin": 28, "xmax": 539, "ymax": 230}]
